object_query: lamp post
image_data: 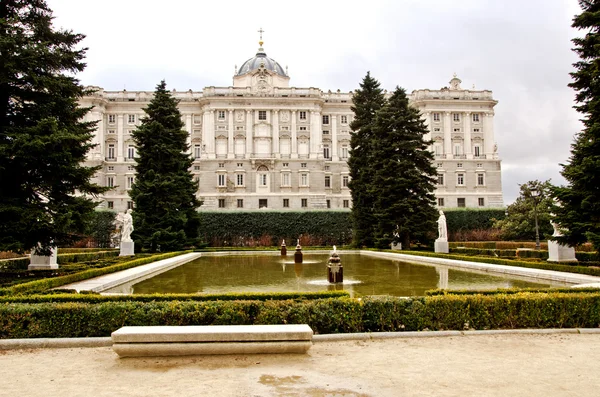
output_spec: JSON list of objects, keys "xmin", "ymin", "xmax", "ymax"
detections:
[{"xmin": 531, "ymin": 187, "xmax": 541, "ymax": 250}]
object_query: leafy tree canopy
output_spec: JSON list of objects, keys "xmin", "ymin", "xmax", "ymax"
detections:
[{"xmin": 494, "ymin": 180, "xmax": 554, "ymax": 241}]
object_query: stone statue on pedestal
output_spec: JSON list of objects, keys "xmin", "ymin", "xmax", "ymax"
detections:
[
  {"xmin": 119, "ymin": 209, "xmax": 135, "ymax": 256},
  {"xmin": 437, "ymin": 210, "xmax": 448, "ymax": 240},
  {"xmin": 435, "ymin": 210, "xmax": 449, "ymax": 253}
]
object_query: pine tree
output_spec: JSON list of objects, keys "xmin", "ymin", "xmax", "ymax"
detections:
[
  {"xmin": 130, "ymin": 80, "xmax": 202, "ymax": 252},
  {"xmin": 348, "ymin": 72, "xmax": 386, "ymax": 247},
  {"xmin": 553, "ymin": 0, "xmax": 600, "ymax": 251},
  {"xmin": 368, "ymin": 87, "xmax": 438, "ymax": 249},
  {"xmin": 0, "ymin": 0, "xmax": 106, "ymax": 254}
]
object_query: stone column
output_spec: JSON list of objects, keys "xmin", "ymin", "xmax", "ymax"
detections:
[
  {"xmin": 246, "ymin": 110, "xmax": 253, "ymax": 158},
  {"xmin": 117, "ymin": 114, "xmax": 124, "ymax": 161},
  {"xmin": 464, "ymin": 112, "xmax": 472, "ymax": 159},
  {"xmin": 331, "ymin": 115, "xmax": 339, "ymax": 161},
  {"xmin": 185, "ymin": 114, "xmax": 192, "ymax": 154},
  {"xmin": 310, "ymin": 111, "xmax": 320, "ymax": 158},
  {"xmin": 228, "ymin": 110, "xmax": 234, "ymax": 158},
  {"xmin": 443, "ymin": 112, "xmax": 452, "ymax": 159},
  {"xmin": 272, "ymin": 110, "xmax": 279, "ymax": 158},
  {"xmin": 202, "ymin": 110, "xmax": 210, "ymax": 155},
  {"xmin": 483, "ymin": 113, "xmax": 495, "ymax": 157},
  {"xmin": 93, "ymin": 110, "xmax": 104, "ymax": 160},
  {"xmin": 207, "ymin": 110, "xmax": 215, "ymax": 159},
  {"xmin": 291, "ymin": 110, "xmax": 298, "ymax": 159}
]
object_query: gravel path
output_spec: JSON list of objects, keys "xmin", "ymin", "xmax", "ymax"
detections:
[{"xmin": 1, "ymin": 333, "xmax": 598, "ymax": 396}]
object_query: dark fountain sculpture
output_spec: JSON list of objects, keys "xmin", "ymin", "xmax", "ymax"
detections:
[
  {"xmin": 294, "ymin": 239, "xmax": 303, "ymax": 264},
  {"xmin": 281, "ymin": 239, "xmax": 287, "ymax": 256},
  {"xmin": 327, "ymin": 245, "xmax": 343, "ymax": 283}
]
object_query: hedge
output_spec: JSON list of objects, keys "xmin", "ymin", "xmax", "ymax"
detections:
[
  {"xmin": 2, "ymin": 292, "xmax": 600, "ymax": 338},
  {"xmin": 198, "ymin": 211, "xmax": 353, "ymax": 247},
  {"xmin": 401, "ymin": 250, "xmax": 600, "ymax": 277},
  {"xmin": 0, "ymin": 290, "xmax": 351, "ymax": 304},
  {"xmin": 426, "ymin": 287, "xmax": 600, "ymax": 296},
  {"xmin": 0, "ymin": 250, "xmax": 120, "ymax": 271},
  {"xmin": 0, "ymin": 252, "xmax": 186, "ymax": 296},
  {"xmin": 444, "ymin": 208, "xmax": 506, "ymax": 232}
]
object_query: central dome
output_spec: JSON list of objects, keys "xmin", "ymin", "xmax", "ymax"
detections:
[{"xmin": 236, "ymin": 47, "xmax": 287, "ymax": 77}]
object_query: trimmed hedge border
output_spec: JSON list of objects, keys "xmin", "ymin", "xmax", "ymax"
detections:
[
  {"xmin": 0, "ymin": 250, "xmax": 120, "ymax": 271},
  {"xmin": 0, "ymin": 252, "xmax": 186, "ymax": 296},
  {"xmin": 426, "ymin": 287, "xmax": 600, "ymax": 296},
  {"xmin": 0, "ymin": 290, "xmax": 351, "ymax": 304},
  {"xmin": 400, "ymin": 250, "xmax": 600, "ymax": 277},
  {"xmin": 2, "ymin": 292, "xmax": 600, "ymax": 338},
  {"xmin": 450, "ymin": 247, "xmax": 599, "ymax": 263}
]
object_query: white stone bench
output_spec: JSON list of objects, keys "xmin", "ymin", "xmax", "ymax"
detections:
[{"xmin": 111, "ymin": 324, "xmax": 313, "ymax": 357}]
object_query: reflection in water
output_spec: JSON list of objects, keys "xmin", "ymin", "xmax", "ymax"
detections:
[{"xmin": 124, "ymin": 253, "xmax": 571, "ymax": 297}]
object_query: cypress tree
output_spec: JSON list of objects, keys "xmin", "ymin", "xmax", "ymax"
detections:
[
  {"xmin": 553, "ymin": 0, "xmax": 600, "ymax": 250},
  {"xmin": 369, "ymin": 87, "xmax": 438, "ymax": 249},
  {"xmin": 130, "ymin": 80, "xmax": 202, "ymax": 252},
  {"xmin": 348, "ymin": 72, "xmax": 386, "ymax": 247},
  {"xmin": 0, "ymin": 0, "xmax": 106, "ymax": 254}
]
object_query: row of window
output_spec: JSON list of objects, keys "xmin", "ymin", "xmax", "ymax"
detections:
[
  {"xmin": 432, "ymin": 127, "xmax": 482, "ymax": 133},
  {"xmin": 217, "ymin": 198, "xmax": 351, "ymax": 209},
  {"xmin": 191, "ymin": 143, "xmax": 350, "ymax": 159},
  {"xmin": 106, "ymin": 144, "xmax": 136, "ymax": 160},
  {"xmin": 215, "ymin": 174, "xmax": 350, "ymax": 188},
  {"xmin": 432, "ymin": 113, "xmax": 482, "ymax": 123},
  {"xmin": 437, "ymin": 173, "xmax": 485, "ymax": 186},
  {"xmin": 437, "ymin": 197, "xmax": 485, "ymax": 207},
  {"xmin": 106, "ymin": 201, "xmax": 134, "ymax": 210},
  {"xmin": 106, "ymin": 176, "xmax": 135, "ymax": 189},
  {"xmin": 433, "ymin": 145, "xmax": 485, "ymax": 157},
  {"xmin": 107, "ymin": 114, "xmax": 136, "ymax": 124}
]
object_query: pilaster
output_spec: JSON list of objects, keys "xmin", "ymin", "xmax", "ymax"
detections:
[
  {"xmin": 228, "ymin": 110, "xmax": 234, "ymax": 158},
  {"xmin": 331, "ymin": 115, "xmax": 339, "ymax": 161},
  {"xmin": 117, "ymin": 114, "xmax": 124, "ymax": 161},
  {"xmin": 464, "ymin": 112, "xmax": 472, "ymax": 159},
  {"xmin": 246, "ymin": 110, "xmax": 253, "ymax": 158},
  {"xmin": 272, "ymin": 110, "xmax": 280, "ymax": 158},
  {"xmin": 443, "ymin": 112, "xmax": 452, "ymax": 159},
  {"xmin": 291, "ymin": 110, "xmax": 298, "ymax": 159}
]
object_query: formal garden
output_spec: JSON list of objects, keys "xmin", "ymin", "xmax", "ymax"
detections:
[{"xmin": 2, "ymin": 0, "xmax": 600, "ymax": 342}]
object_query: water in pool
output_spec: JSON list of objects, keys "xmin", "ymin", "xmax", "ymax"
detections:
[{"xmin": 118, "ymin": 253, "xmax": 570, "ymax": 297}]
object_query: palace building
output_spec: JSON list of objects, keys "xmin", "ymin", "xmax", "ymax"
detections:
[{"xmin": 81, "ymin": 36, "xmax": 504, "ymax": 213}]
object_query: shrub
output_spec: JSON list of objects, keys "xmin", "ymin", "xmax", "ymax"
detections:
[{"xmin": 2, "ymin": 292, "xmax": 600, "ymax": 338}]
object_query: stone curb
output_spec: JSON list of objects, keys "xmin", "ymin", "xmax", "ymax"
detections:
[
  {"xmin": 312, "ymin": 328, "xmax": 600, "ymax": 342},
  {"xmin": 2, "ymin": 329, "xmax": 600, "ymax": 350}
]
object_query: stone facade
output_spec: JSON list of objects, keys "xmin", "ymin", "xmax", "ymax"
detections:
[{"xmin": 80, "ymin": 44, "xmax": 503, "ymax": 213}]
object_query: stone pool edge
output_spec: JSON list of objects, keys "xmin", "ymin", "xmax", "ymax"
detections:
[
  {"xmin": 360, "ymin": 250, "xmax": 600, "ymax": 285},
  {"xmin": 61, "ymin": 250, "xmax": 600, "ymax": 294}
]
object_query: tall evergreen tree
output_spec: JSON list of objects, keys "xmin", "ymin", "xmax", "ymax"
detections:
[
  {"xmin": 553, "ymin": 0, "xmax": 600, "ymax": 251},
  {"xmin": 369, "ymin": 87, "xmax": 437, "ymax": 249},
  {"xmin": 0, "ymin": 0, "xmax": 106, "ymax": 254},
  {"xmin": 130, "ymin": 80, "xmax": 202, "ymax": 252},
  {"xmin": 348, "ymin": 72, "xmax": 386, "ymax": 247}
]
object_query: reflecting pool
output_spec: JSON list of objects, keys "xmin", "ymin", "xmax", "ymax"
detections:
[{"xmin": 116, "ymin": 253, "xmax": 570, "ymax": 297}]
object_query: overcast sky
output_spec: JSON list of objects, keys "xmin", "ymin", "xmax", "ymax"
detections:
[{"xmin": 47, "ymin": 0, "xmax": 583, "ymax": 205}]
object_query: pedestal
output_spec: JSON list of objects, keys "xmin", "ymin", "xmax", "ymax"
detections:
[
  {"xmin": 390, "ymin": 242, "xmax": 402, "ymax": 251},
  {"xmin": 28, "ymin": 247, "xmax": 58, "ymax": 270},
  {"xmin": 327, "ymin": 264, "xmax": 343, "ymax": 283},
  {"xmin": 435, "ymin": 239, "xmax": 449, "ymax": 254},
  {"xmin": 120, "ymin": 240, "xmax": 135, "ymax": 256},
  {"xmin": 547, "ymin": 240, "xmax": 577, "ymax": 262}
]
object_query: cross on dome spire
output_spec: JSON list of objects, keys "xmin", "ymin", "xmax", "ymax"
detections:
[{"xmin": 258, "ymin": 27, "xmax": 264, "ymax": 47}]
